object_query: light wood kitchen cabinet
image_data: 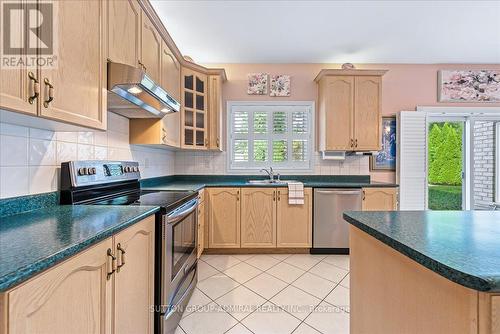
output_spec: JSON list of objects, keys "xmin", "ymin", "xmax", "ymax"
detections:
[
  {"xmin": 197, "ymin": 200, "xmax": 206, "ymax": 258},
  {"xmin": 161, "ymin": 41, "xmax": 181, "ymax": 102},
  {"xmin": 208, "ymin": 188, "xmax": 240, "ymax": 248},
  {"xmin": 38, "ymin": 0, "xmax": 106, "ymax": 130},
  {"xmin": 354, "ymin": 76, "xmax": 382, "ymax": 151},
  {"xmin": 107, "ymin": 0, "xmax": 141, "ymax": 68},
  {"xmin": 241, "ymin": 188, "xmax": 277, "ymax": 248},
  {"xmin": 276, "ymin": 188, "xmax": 312, "ymax": 248},
  {"xmin": 362, "ymin": 187, "xmax": 398, "ymax": 211},
  {"xmin": 129, "ymin": 113, "xmax": 180, "ymax": 148},
  {"xmin": 208, "ymin": 74, "xmax": 223, "ymax": 151},
  {"xmin": 3, "ymin": 239, "xmax": 113, "ymax": 334},
  {"xmin": 140, "ymin": 12, "xmax": 161, "ymax": 84},
  {"xmin": 0, "ymin": 0, "xmax": 37, "ymax": 116},
  {"xmin": 181, "ymin": 67, "xmax": 208, "ymax": 149},
  {"xmin": 316, "ymin": 69, "xmax": 387, "ymax": 152},
  {"xmin": 113, "ymin": 216, "xmax": 155, "ymax": 334},
  {"xmin": 318, "ymin": 76, "xmax": 354, "ymax": 150},
  {"xmin": 0, "ymin": 216, "xmax": 155, "ymax": 334}
]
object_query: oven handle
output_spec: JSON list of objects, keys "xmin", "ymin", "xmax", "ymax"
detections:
[{"xmin": 166, "ymin": 198, "xmax": 198, "ymax": 224}]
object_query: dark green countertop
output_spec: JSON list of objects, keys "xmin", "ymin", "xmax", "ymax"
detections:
[
  {"xmin": 0, "ymin": 205, "xmax": 159, "ymax": 291},
  {"xmin": 343, "ymin": 211, "xmax": 500, "ymax": 292},
  {"xmin": 141, "ymin": 175, "xmax": 398, "ymax": 191}
]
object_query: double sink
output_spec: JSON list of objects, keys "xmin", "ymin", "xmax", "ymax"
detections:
[{"xmin": 246, "ymin": 179, "xmax": 298, "ymax": 185}]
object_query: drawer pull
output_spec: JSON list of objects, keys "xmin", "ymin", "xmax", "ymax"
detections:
[
  {"xmin": 43, "ymin": 78, "xmax": 54, "ymax": 108},
  {"xmin": 28, "ymin": 72, "xmax": 39, "ymax": 104},
  {"xmin": 117, "ymin": 243, "xmax": 126, "ymax": 272},
  {"xmin": 107, "ymin": 248, "xmax": 117, "ymax": 280}
]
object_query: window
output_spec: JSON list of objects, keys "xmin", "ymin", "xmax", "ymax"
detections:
[
  {"xmin": 496, "ymin": 122, "xmax": 500, "ymax": 203},
  {"xmin": 228, "ymin": 102, "xmax": 314, "ymax": 171}
]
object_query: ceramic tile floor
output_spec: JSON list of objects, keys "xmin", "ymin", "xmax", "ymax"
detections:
[{"xmin": 176, "ymin": 254, "xmax": 350, "ymax": 334}]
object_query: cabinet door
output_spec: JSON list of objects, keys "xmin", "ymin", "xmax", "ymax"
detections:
[
  {"xmin": 362, "ymin": 187, "xmax": 398, "ymax": 211},
  {"xmin": 354, "ymin": 76, "xmax": 382, "ymax": 151},
  {"xmin": 320, "ymin": 76, "xmax": 354, "ymax": 150},
  {"xmin": 161, "ymin": 41, "xmax": 181, "ymax": 102},
  {"xmin": 182, "ymin": 67, "xmax": 208, "ymax": 149},
  {"xmin": 114, "ymin": 215, "xmax": 155, "ymax": 334},
  {"xmin": 107, "ymin": 0, "xmax": 141, "ymax": 67},
  {"xmin": 197, "ymin": 201, "xmax": 206, "ymax": 258},
  {"xmin": 0, "ymin": 1, "xmax": 37, "ymax": 115},
  {"xmin": 276, "ymin": 188, "xmax": 312, "ymax": 248},
  {"xmin": 208, "ymin": 75, "xmax": 223, "ymax": 151},
  {"xmin": 39, "ymin": 0, "xmax": 106, "ymax": 130},
  {"xmin": 7, "ymin": 239, "xmax": 113, "ymax": 334},
  {"xmin": 208, "ymin": 188, "xmax": 240, "ymax": 248},
  {"xmin": 241, "ymin": 188, "xmax": 277, "ymax": 248},
  {"xmin": 141, "ymin": 12, "xmax": 161, "ymax": 83}
]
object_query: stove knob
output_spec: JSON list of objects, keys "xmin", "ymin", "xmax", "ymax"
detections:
[
  {"xmin": 89, "ymin": 167, "xmax": 96, "ymax": 175},
  {"xmin": 133, "ymin": 166, "xmax": 139, "ymax": 172},
  {"xmin": 125, "ymin": 166, "xmax": 131, "ymax": 173},
  {"xmin": 78, "ymin": 167, "xmax": 88, "ymax": 175}
]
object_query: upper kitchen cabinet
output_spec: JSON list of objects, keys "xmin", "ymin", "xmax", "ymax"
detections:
[
  {"xmin": 0, "ymin": 0, "xmax": 37, "ymax": 116},
  {"xmin": 161, "ymin": 40, "xmax": 181, "ymax": 102},
  {"xmin": 38, "ymin": 0, "xmax": 107, "ymax": 130},
  {"xmin": 0, "ymin": 0, "xmax": 106, "ymax": 130},
  {"xmin": 181, "ymin": 67, "xmax": 208, "ymax": 149},
  {"xmin": 107, "ymin": 0, "xmax": 141, "ymax": 68},
  {"xmin": 316, "ymin": 69, "xmax": 387, "ymax": 152},
  {"xmin": 140, "ymin": 12, "xmax": 161, "ymax": 84},
  {"xmin": 208, "ymin": 74, "xmax": 224, "ymax": 151},
  {"xmin": 129, "ymin": 113, "xmax": 180, "ymax": 148}
]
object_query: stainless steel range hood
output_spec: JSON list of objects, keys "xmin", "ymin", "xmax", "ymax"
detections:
[{"xmin": 107, "ymin": 61, "xmax": 180, "ymax": 118}]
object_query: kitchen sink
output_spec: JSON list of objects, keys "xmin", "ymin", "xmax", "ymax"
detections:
[{"xmin": 246, "ymin": 180, "xmax": 297, "ymax": 185}]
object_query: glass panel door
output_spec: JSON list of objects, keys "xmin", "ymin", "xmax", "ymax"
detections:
[{"xmin": 427, "ymin": 120, "xmax": 465, "ymax": 210}]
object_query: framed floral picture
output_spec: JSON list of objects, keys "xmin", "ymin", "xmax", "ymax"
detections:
[
  {"xmin": 438, "ymin": 70, "xmax": 500, "ymax": 102},
  {"xmin": 270, "ymin": 75, "xmax": 291, "ymax": 97},
  {"xmin": 370, "ymin": 117, "xmax": 396, "ymax": 171},
  {"xmin": 247, "ymin": 73, "xmax": 268, "ymax": 95}
]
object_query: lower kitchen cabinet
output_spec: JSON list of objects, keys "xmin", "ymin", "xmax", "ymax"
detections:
[
  {"xmin": 241, "ymin": 188, "xmax": 277, "ymax": 248},
  {"xmin": 207, "ymin": 187, "xmax": 313, "ymax": 249},
  {"xmin": 197, "ymin": 199, "xmax": 206, "ymax": 258},
  {"xmin": 362, "ymin": 187, "xmax": 398, "ymax": 211},
  {"xmin": 0, "ymin": 215, "xmax": 155, "ymax": 334},
  {"xmin": 113, "ymin": 216, "xmax": 155, "ymax": 334},
  {"xmin": 276, "ymin": 188, "xmax": 312, "ymax": 248},
  {"xmin": 208, "ymin": 188, "xmax": 241, "ymax": 248}
]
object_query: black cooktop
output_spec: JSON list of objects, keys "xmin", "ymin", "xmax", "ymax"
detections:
[{"xmin": 91, "ymin": 190, "xmax": 197, "ymax": 212}]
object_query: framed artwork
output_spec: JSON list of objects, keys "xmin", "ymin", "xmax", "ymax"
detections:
[
  {"xmin": 270, "ymin": 75, "xmax": 291, "ymax": 96},
  {"xmin": 247, "ymin": 73, "xmax": 268, "ymax": 95},
  {"xmin": 438, "ymin": 70, "xmax": 500, "ymax": 102},
  {"xmin": 371, "ymin": 116, "xmax": 396, "ymax": 171}
]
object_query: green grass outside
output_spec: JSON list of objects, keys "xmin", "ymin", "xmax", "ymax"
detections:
[{"xmin": 428, "ymin": 185, "xmax": 462, "ymax": 210}]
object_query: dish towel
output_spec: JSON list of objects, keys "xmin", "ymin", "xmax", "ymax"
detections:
[{"xmin": 288, "ymin": 181, "xmax": 304, "ymax": 205}]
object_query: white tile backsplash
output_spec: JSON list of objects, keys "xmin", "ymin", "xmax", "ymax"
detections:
[
  {"xmin": 174, "ymin": 151, "xmax": 369, "ymax": 175},
  {"xmin": 0, "ymin": 112, "xmax": 175, "ymax": 199}
]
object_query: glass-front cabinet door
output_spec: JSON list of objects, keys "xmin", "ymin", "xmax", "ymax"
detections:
[{"xmin": 181, "ymin": 68, "xmax": 208, "ymax": 149}]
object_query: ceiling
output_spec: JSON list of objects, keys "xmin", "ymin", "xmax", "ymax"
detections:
[{"xmin": 151, "ymin": 0, "xmax": 500, "ymax": 64}]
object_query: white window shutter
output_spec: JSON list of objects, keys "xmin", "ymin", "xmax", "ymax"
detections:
[{"xmin": 397, "ymin": 111, "xmax": 427, "ymax": 210}]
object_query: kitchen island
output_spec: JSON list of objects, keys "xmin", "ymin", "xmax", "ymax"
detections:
[{"xmin": 343, "ymin": 211, "xmax": 500, "ymax": 334}]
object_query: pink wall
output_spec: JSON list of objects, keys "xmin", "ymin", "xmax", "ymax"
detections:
[{"xmin": 204, "ymin": 63, "xmax": 500, "ymax": 182}]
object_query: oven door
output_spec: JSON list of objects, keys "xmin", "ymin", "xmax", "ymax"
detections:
[{"xmin": 161, "ymin": 197, "xmax": 198, "ymax": 309}]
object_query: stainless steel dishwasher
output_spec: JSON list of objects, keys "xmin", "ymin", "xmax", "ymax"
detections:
[{"xmin": 312, "ymin": 188, "xmax": 362, "ymax": 254}]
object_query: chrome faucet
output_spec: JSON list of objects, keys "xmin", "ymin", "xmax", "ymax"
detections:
[{"xmin": 260, "ymin": 167, "xmax": 275, "ymax": 182}]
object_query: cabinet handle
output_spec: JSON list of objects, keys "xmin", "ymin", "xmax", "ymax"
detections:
[
  {"xmin": 216, "ymin": 138, "xmax": 220, "ymax": 148},
  {"xmin": 362, "ymin": 190, "xmax": 366, "ymax": 201},
  {"xmin": 205, "ymin": 138, "xmax": 208, "ymax": 147},
  {"xmin": 116, "ymin": 243, "xmax": 126, "ymax": 272},
  {"xmin": 350, "ymin": 139, "xmax": 353, "ymax": 148},
  {"xmin": 43, "ymin": 78, "xmax": 54, "ymax": 108},
  {"xmin": 107, "ymin": 248, "xmax": 117, "ymax": 280},
  {"xmin": 28, "ymin": 72, "xmax": 39, "ymax": 104},
  {"xmin": 236, "ymin": 190, "xmax": 240, "ymax": 201},
  {"xmin": 273, "ymin": 190, "xmax": 276, "ymax": 201},
  {"xmin": 355, "ymin": 139, "xmax": 358, "ymax": 148},
  {"xmin": 278, "ymin": 190, "xmax": 281, "ymax": 201},
  {"xmin": 138, "ymin": 60, "xmax": 146, "ymax": 72}
]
